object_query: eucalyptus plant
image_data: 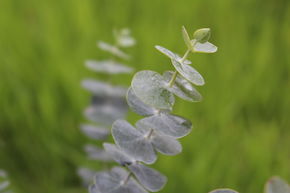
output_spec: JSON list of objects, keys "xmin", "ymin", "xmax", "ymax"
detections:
[
  {"xmin": 78, "ymin": 28, "xmax": 135, "ymax": 185},
  {"xmin": 88, "ymin": 26, "xmax": 217, "ymax": 193},
  {"xmin": 0, "ymin": 170, "xmax": 13, "ymax": 193}
]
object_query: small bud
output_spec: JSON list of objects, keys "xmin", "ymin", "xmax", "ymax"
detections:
[{"xmin": 193, "ymin": 28, "xmax": 211, "ymax": 43}]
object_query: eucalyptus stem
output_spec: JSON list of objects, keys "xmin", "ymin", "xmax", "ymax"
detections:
[
  {"xmin": 180, "ymin": 49, "xmax": 190, "ymax": 63},
  {"xmin": 168, "ymin": 49, "xmax": 190, "ymax": 87},
  {"xmin": 145, "ymin": 128, "xmax": 154, "ymax": 139},
  {"xmin": 168, "ymin": 71, "xmax": 178, "ymax": 87}
]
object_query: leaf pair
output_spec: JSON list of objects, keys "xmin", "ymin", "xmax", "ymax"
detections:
[
  {"xmin": 112, "ymin": 119, "xmax": 182, "ymax": 164},
  {"xmin": 155, "ymin": 46, "xmax": 205, "ymax": 86},
  {"xmin": 91, "ymin": 167, "xmax": 147, "ymax": 193},
  {"xmin": 103, "ymin": 143, "xmax": 167, "ymax": 192}
]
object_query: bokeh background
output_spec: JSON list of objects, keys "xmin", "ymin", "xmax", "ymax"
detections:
[{"xmin": 0, "ymin": 0, "xmax": 289, "ymax": 193}]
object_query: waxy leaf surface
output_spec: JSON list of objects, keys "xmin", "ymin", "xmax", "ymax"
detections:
[
  {"xmin": 95, "ymin": 167, "xmax": 147, "ymax": 193},
  {"xmin": 131, "ymin": 70, "xmax": 175, "ymax": 110},
  {"xmin": 103, "ymin": 143, "xmax": 135, "ymax": 166},
  {"xmin": 155, "ymin": 45, "xmax": 191, "ymax": 65},
  {"xmin": 80, "ymin": 124, "xmax": 110, "ymax": 140},
  {"xmin": 112, "ymin": 120, "xmax": 156, "ymax": 164},
  {"xmin": 127, "ymin": 87, "xmax": 157, "ymax": 116},
  {"xmin": 171, "ymin": 59, "xmax": 205, "ymax": 86},
  {"xmin": 128, "ymin": 163, "xmax": 167, "ymax": 192},
  {"xmin": 163, "ymin": 71, "xmax": 202, "ymax": 102},
  {"xmin": 136, "ymin": 113, "xmax": 192, "ymax": 138}
]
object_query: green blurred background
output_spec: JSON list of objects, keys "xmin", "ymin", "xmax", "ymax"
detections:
[{"xmin": 0, "ymin": 0, "xmax": 289, "ymax": 192}]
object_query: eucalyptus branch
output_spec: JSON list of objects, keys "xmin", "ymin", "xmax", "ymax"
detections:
[
  {"xmin": 87, "ymin": 26, "xmax": 217, "ymax": 193},
  {"xmin": 77, "ymin": 28, "xmax": 136, "ymax": 186}
]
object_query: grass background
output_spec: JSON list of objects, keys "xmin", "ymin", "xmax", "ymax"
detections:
[{"xmin": 0, "ymin": 0, "xmax": 289, "ymax": 192}]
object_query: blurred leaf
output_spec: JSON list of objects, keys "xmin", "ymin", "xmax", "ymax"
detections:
[
  {"xmin": 81, "ymin": 79, "xmax": 127, "ymax": 97},
  {"xmin": 98, "ymin": 41, "xmax": 130, "ymax": 60},
  {"xmin": 84, "ymin": 144, "xmax": 113, "ymax": 162},
  {"xmin": 85, "ymin": 60, "xmax": 133, "ymax": 74},
  {"xmin": 80, "ymin": 124, "xmax": 110, "ymax": 140},
  {"xmin": 89, "ymin": 184, "xmax": 101, "ymax": 193}
]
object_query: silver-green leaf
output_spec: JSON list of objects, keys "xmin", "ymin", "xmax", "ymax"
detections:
[
  {"xmin": 155, "ymin": 45, "xmax": 191, "ymax": 65},
  {"xmin": 265, "ymin": 177, "xmax": 290, "ymax": 193},
  {"xmin": 136, "ymin": 113, "xmax": 192, "ymax": 138},
  {"xmin": 128, "ymin": 163, "xmax": 167, "ymax": 192},
  {"xmin": 127, "ymin": 87, "xmax": 158, "ymax": 116},
  {"xmin": 194, "ymin": 41, "xmax": 218, "ymax": 53},
  {"xmin": 171, "ymin": 59, "xmax": 205, "ymax": 86},
  {"xmin": 163, "ymin": 71, "xmax": 202, "ymax": 102},
  {"xmin": 131, "ymin": 70, "xmax": 175, "ymax": 110},
  {"xmin": 112, "ymin": 120, "xmax": 157, "ymax": 164}
]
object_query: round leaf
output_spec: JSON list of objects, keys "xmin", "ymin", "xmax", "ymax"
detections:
[
  {"xmin": 103, "ymin": 143, "xmax": 135, "ymax": 166},
  {"xmin": 163, "ymin": 71, "xmax": 202, "ymax": 102},
  {"xmin": 151, "ymin": 133, "xmax": 182, "ymax": 155},
  {"xmin": 95, "ymin": 167, "xmax": 148, "ymax": 193},
  {"xmin": 112, "ymin": 120, "xmax": 156, "ymax": 164},
  {"xmin": 127, "ymin": 87, "xmax": 159, "ymax": 116},
  {"xmin": 131, "ymin": 70, "xmax": 175, "ymax": 110},
  {"xmin": 128, "ymin": 163, "xmax": 167, "ymax": 192},
  {"xmin": 171, "ymin": 59, "xmax": 205, "ymax": 86}
]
